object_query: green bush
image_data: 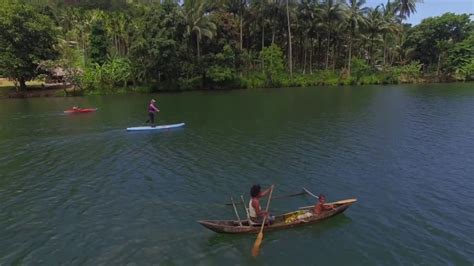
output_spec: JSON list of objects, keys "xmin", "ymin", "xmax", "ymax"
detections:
[
  {"xmin": 178, "ymin": 76, "xmax": 202, "ymax": 91},
  {"xmin": 208, "ymin": 65, "xmax": 235, "ymax": 83},
  {"xmin": 351, "ymin": 58, "xmax": 371, "ymax": 83},
  {"xmin": 241, "ymin": 73, "xmax": 266, "ymax": 88},
  {"xmin": 260, "ymin": 44, "xmax": 285, "ymax": 86},
  {"xmin": 204, "ymin": 44, "xmax": 243, "ymax": 89},
  {"xmin": 391, "ymin": 61, "xmax": 422, "ymax": 83},
  {"xmin": 360, "ymin": 74, "xmax": 381, "ymax": 85},
  {"xmin": 81, "ymin": 56, "xmax": 132, "ymax": 92},
  {"xmin": 456, "ymin": 58, "xmax": 474, "ymax": 81}
]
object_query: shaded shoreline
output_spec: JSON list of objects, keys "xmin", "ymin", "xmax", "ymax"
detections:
[{"xmin": 1, "ymin": 78, "xmax": 472, "ymax": 99}]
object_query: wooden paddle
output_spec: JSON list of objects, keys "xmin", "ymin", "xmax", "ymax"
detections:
[
  {"xmin": 251, "ymin": 185, "xmax": 274, "ymax": 257},
  {"xmin": 302, "ymin": 187, "xmax": 319, "ymax": 199},
  {"xmin": 298, "ymin": 198, "xmax": 358, "ymax": 210}
]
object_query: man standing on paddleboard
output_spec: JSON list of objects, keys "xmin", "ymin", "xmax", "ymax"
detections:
[{"xmin": 145, "ymin": 99, "xmax": 160, "ymax": 126}]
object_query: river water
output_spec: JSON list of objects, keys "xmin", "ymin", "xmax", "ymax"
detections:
[{"xmin": 0, "ymin": 83, "xmax": 473, "ymax": 265}]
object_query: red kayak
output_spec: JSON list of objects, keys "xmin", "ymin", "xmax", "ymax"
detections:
[{"xmin": 64, "ymin": 108, "xmax": 98, "ymax": 114}]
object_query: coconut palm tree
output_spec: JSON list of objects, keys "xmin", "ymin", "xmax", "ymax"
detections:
[
  {"xmin": 321, "ymin": 0, "xmax": 347, "ymax": 70},
  {"xmin": 393, "ymin": 0, "xmax": 421, "ymax": 63},
  {"xmin": 224, "ymin": 0, "xmax": 247, "ymax": 50},
  {"xmin": 394, "ymin": 0, "xmax": 422, "ymax": 23},
  {"xmin": 183, "ymin": 0, "xmax": 217, "ymax": 59},
  {"xmin": 365, "ymin": 6, "xmax": 385, "ymax": 65},
  {"xmin": 297, "ymin": 0, "xmax": 322, "ymax": 73},
  {"xmin": 346, "ymin": 0, "xmax": 368, "ymax": 74},
  {"xmin": 286, "ymin": 0, "xmax": 293, "ymax": 77},
  {"xmin": 380, "ymin": 0, "xmax": 399, "ymax": 65}
]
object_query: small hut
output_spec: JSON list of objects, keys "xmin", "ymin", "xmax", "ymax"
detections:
[{"xmin": 46, "ymin": 68, "xmax": 65, "ymax": 84}]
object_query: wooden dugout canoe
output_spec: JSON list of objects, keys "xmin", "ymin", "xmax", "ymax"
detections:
[{"xmin": 198, "ymin": 198, "xmax": 357, "ymax": 234}]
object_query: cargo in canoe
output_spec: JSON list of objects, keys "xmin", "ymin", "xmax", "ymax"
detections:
[{"xmin": 198, "ymin": 198, "xmax": 356, "ymax": 234}]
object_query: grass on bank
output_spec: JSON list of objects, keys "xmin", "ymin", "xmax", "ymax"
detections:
[{"xmin": 0, "ymin": 78, "xmax": 44, "ymax": 88}]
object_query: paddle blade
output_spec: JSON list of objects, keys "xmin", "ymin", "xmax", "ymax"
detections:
[{"xmin": 251, "ymin": 231, "xmax": 263, "ymax": 257}]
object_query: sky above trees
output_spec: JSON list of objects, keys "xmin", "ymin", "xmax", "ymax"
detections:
[{"xmin": 366, "ymin": 0, "xmax": 473, "ymax": 24}]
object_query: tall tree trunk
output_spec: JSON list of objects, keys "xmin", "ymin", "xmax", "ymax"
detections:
[
  {"xmin": 309, "ymin": 38, "xmax": 313, "ymax": 74},
  {"xmin": 82, "ymin": 31, "xmax": 86, "ymax": 66},
  {"xmin": 197, "ymin": 36, "xmax": 200, "ymax": 59},
  {"xmin": 348, "ymin": 35, "xmax": 352, "ymax": 75},
  {"xmin": 19, "ymin": 77, "xmax": 27, "ymax": 91},
  {"xmin": 332, "ymin": 43, "xmax": 336, "ymax": 71},
  {"xmin": 261, "ymin": 15, "xmax": 265, "ymax": 71},
  {"xmin": 286, "ymin": 0, "xmax": 292, "ymax": 78},
  {"xmin": 382, "ymin": 34, "xmax": 387, "ymax": 66},
  {"xmin": 369, "ymin": 35, "xmax": 374, "ymax": 65},
  {"xmin": 115, "ymin": 35, "xmax": 118, "ymax": 55},
  {"xmin": 399, "ymin": 19, "xmax": 403, "ymax": 63},
  {"xmin": 261, "ymin": 5, "xmax": 265, "ymax": 50},
  {"xmin": 437, "ymin": 53, "xmax": 442, "ymax": 77},
  {"xmin": 325, "ymin": 29, "xmax": 331, "ymax": 70},
  {"xmin": 303, "ymin": 40, "xmax": 307, "ymax": 74},
  {"xmin": 239, "ymin": 11, "xmax": 243, "ymax": 50},
  {"xmin": 272, "ymin": 29, "xmax": 275, "ymax": 44}
]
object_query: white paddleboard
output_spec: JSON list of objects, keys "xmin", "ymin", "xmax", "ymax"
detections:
[{"xmin": 126, "ymin": 122, "xmax": 185, "ymax": 131}]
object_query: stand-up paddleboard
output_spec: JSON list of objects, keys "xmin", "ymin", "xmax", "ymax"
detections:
[{"xmin": 126, "ymin": 122, "xmax": 185, "ymax": 131}]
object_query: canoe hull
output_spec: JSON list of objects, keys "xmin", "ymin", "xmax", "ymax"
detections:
[
  {"xmin": 64, "ymin": 108, "xmax": 97, "ymax": 114},
  {"xmin": 198, "ymin": 199, "xmax": 356, "ymax": 234},
  {"xmin": 126, "ymin": 123, "xmax": 185, "ymax": 131}
]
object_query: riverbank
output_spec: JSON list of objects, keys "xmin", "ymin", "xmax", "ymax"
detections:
[
  {"xmin": 0, "ymin": 85, "xmax": 79, "ymax": 98},
  {"xmin": 1, "ymin": 73, "xmax": 472, "ymax": 99}
]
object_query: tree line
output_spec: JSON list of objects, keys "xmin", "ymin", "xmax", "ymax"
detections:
[{"xmin": 0, "ymin": 0, "xmax": 473, "ymax": 92}]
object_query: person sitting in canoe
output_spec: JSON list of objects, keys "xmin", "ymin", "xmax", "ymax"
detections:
[
  {"xmin": 145, "ymin": 99, "xmax": 160, "ymax": 126},
  {"xmin": 313, "ymin": 194, "xmax": 336, "ymax": 216},
  {"xmin": 249, "ymin": 184, "xmax": 274, "ymax": 224}
]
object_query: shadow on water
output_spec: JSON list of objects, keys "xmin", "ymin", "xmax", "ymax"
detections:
[
  {"xmin": 125, "ymin": 127, "xmax": 186, "ymax": 134},
  {"xmin": 203, "ymin": 213, "xmax": 353, "ymax": 248}
]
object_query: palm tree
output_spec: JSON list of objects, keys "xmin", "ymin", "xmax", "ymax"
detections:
[
  {"xmin": 183, "ymin": 0, "xmax": 217, "ymax": 59},
  {"xmin": 346, "ymin": 0, "xmax": 368, "ymax": 74},
  {"xmin": 249, "ymin": 0, "xmax": 268, "ymax": 51},
  {"xmin": 286, "ymin": 0, "xmax": 293, "ymax": 77},
  {"xmin": 224, "ymin": 0, "xmax": 247, "ymax": 50},
  {"xmin": 297, "ymin": 0, "xmax": 321, "ymax": 73},
  {"xmin": 266, "ymin": 0, "xmax": 283, "ymax": 45},
  {"xmin": 365, "ymin": 6, "xmax": 385, "ymax": 65},
  {"xmin": 321, "ymin": 0, "xmax": 347, "ymax": 70},
  {"xmin": 394, "ymin": 0, "xmax": 422, "ymax": 23},
  {"xmin": 380, "ymin": 0, "xmax": 399, "ymax": 65},
  {"xmin": 393, "ymin": 0, "xmax": 421, "ymax": 63},
  {"xmin": 249, "ymin": 0, "xmax": 270, "ymax": 70}
]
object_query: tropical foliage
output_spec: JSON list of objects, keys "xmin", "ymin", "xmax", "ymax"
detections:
[
  {"xmin": 0, "ymin": 1, "xmax": 58, "ymax": 90},
  {"xmin": 0, "ymin": 0, "xmax": 473, "ymax": 92}
]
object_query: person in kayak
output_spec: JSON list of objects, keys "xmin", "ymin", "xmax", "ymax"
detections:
[
  {"xmin": 249, "ymin": 184, "xmax": 274, "ymax": 224},
  {"xmin": 313, "ymin": 194, "xmax": 335, "ymax": 216},
  {"xmin": 145, "ymin": 99, "xmax": 160, "ymax": 126}
]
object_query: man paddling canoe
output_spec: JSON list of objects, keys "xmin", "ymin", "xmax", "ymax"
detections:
[
  {"xmin": 292, "ymin": 194, "xmax": 336, "ymax": 222},
  {"xmin": 313, "ymin": 194, "xmax": 335, "ymax": 215},
  {"xmin": 249, "ymin": 184, "xmax": 274, "ymax": 224},
  {"xmin": 145, "ymin": 99, "xmax": 160, "ymax": 126}
]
